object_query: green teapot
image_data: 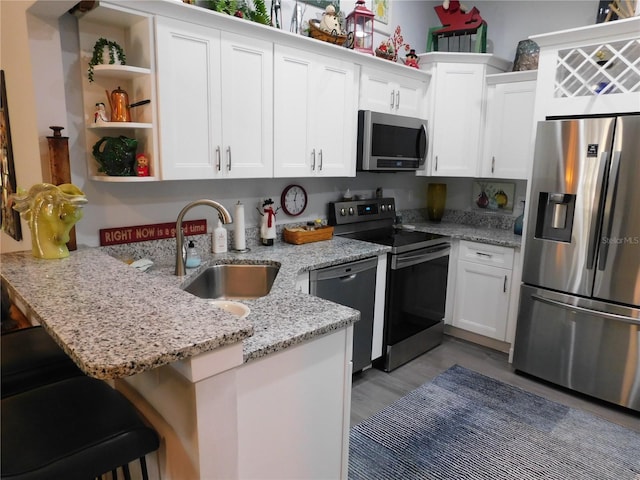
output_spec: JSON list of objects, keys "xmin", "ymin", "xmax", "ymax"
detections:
[{"xmin": 92, "ymin": 136, "xmax": 138, "ymax": 176}]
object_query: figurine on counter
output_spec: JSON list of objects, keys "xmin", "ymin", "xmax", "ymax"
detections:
[
  {"xmin": 258, "ymin": 198, "xmax": 279, "ymax": 246},
  {"xmin": 136, "ymin": 153, "xmax": 150, "ymax": 176},
  {"xmin": 12, "ymin": 183, "xmax": 87, "ymax": 259}
]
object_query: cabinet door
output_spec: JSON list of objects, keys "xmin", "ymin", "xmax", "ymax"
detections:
[
  {"xmin": 482, "ymin": 80, "xmax": 536, "ymax": 179},
  {"xmin": 220, "ymin": 32, "xmax": 273, "ymax": 178},
  {"xmin": 156, "ymin": 18, "xmax": 222, "ymax": 180},
  {"xmin": 430, "ymin": 63, "xmax": 484, "ymax": 176},
  {"xmin": 273, "ymin": 46, "xmax": 314, "ymax": 177},
  {"xmin": 274, "ymin": 46, "xmax": 356, "ymax": 178},
  {"xmin": 453, "ymin": 261, "xmax": 510, "ymax": 340},
  {"xmin": 312, "ymin": 58, "xmax": 357, "ymax": 177},
  {"xmin": 394, "ymin": 76, "xmax": 427, "ymax": 117},
  {"xmin": 359, "ymin": 68, "xmax": 426, "ymax": 117}
]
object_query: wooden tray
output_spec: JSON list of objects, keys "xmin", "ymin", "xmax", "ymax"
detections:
[{"xmin": 283, "ymin": 226, "xmax": 334, "ymax": 245}]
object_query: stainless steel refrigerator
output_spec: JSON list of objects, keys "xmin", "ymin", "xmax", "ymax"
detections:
[{"xmin": 513, "ymin": 115, "xmax": 640, "ymax": 411}]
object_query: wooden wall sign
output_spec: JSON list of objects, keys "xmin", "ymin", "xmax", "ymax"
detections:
[{"xmin": 99, "ymin": 219, "xmax": 207, "ymax": 246}]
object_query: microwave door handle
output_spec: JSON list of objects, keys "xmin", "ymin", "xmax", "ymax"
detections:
[
  {"xmin": 598, "ymin": 151, "xmax": 621, "ymax": 270},
  {"xmin": 419, "ymin": 123, "xmax": 428, "ymax": 165},
  {"xmin": 586, "ymin": 151, "xmax": 609, "ymax": 270}
]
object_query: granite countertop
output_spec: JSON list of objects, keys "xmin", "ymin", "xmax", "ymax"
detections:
[
  {"xmin": 406, "ymin": 221, "xmax": 522, "ymax": 248},
  {"xmin": 0, "ymin": 237, "xmax": 389, "ymax": 380}
]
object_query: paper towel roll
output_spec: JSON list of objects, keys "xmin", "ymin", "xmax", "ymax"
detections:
[{"xmin": 234, "ymin": 201, "xmax": 246, "ymax": 251}]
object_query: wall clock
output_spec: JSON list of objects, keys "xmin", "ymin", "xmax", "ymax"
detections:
[{"xmin": 281, "ymin": 184, "xmax": 308, "ymax": 216}]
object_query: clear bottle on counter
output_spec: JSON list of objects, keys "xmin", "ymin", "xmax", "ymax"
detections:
[{"xmin": 185, "ymin": 240, "xmax": 201, "ymax": 268}]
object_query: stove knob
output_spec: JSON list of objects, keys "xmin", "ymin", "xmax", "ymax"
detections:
[
  {"xmin": 380, "ymin": 205, "xmax": 386, "ymax": 212},
  {"xmin": 340, "ymin": 208, "xmax": 346, "ymax": 216},
  {"xmin": 388, "ymin": 204, "xmax": 394, "ymax": 211},
  {"xmin": 348, "ymin": 207, "xmax": 354, "ymax": 215}
]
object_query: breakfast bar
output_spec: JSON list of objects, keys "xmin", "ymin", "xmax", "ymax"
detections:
[{"xmin": 1, "ymin": 237, "xmax": 389, "ymax": 479}]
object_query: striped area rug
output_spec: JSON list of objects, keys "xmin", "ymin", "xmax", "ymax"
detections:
[{"xmin": 349, "ymin": 365, "xmax": 640, "ymax": 480}]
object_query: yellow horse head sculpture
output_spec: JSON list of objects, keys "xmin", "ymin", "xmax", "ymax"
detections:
[{"xmin": 12, "ymin": 183, "xmax": 88, "ymax": 259}]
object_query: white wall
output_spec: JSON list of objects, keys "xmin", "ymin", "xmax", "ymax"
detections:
[{"xmin": 1, "ymin": 0, "xmax": 601, "ymax": 252}]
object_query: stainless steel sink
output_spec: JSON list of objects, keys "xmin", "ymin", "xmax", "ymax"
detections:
[{"xmin": 183, "ymin": 263, "xmax": 280, "ymax": 300}]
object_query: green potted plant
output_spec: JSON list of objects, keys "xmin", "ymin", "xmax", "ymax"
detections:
[{"xmin": 88, "ymin": 38, "xmax": 126, "ymax": 83}]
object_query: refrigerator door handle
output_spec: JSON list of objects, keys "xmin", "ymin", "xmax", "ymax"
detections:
[
  {"xmin": 586, "ymin": 151, "xmax": 610, "ymax": 270},
  {"xmin": 598, "ymin": 151, "xmax": 621, "ymax": 271},
  {"xmin": 531, "ymin": 293, "xmax": 640, "ymax": 326}
]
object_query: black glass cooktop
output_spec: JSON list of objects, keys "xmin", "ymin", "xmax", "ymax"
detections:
[{"xmin": 343, "ymin": 227, "xmax": 446, "ymax": 254}]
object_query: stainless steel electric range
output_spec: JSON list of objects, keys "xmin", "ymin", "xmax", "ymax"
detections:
[{"xmin": 328, "ymin": 198, "xmax": 450, "ymax": 372}]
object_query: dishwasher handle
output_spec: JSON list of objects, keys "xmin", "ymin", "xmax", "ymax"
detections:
[
  {"xmin": 309, "ymin": 257, "xmax": 378, "ymax": 283},
  {"xmin": 391, "ymin": 243, "xmax": 450, "ymax": 270}
]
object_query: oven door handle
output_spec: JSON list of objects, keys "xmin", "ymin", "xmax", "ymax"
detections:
[{"xmin": 391, "ymin": 244, "xmax": 450, "ymax": 270}]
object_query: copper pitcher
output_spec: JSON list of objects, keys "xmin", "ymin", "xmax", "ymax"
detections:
[{"xmin": 106, "ymin": 86, "xmax": 131, "ymax": 122}]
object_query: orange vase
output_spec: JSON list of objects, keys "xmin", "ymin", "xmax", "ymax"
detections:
[{"xmin": 427, "ymin": 183, "xmax": 447, "ymax": 222}]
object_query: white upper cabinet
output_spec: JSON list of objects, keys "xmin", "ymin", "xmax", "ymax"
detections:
[
  {"xmin": 156, "ymin": 17, "xmax": 273, "ymax": 180},
  {"xmin": 481, "ymin": 71, "xmax": 537, "ymax": 180},
  {"xmin": 418, "ymin": 53, "xmax": 510, "ymax": 177},
  {"xmin": 359, "ymin": 67, "xmax": 428, "ymax": 118},
  {"xmin": 273, "ymin": 44, "xmax": 357, "ymax": 178}
]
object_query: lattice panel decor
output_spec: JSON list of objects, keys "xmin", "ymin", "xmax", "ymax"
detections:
[{"xmin": 555, "ymin": 38, "xmax": 640, "ymax": 97}]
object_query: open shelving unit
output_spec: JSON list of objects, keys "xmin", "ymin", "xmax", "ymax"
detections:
[{"xmin": 76, "ymin": 3, "xmax": 159, "ymax": 181}]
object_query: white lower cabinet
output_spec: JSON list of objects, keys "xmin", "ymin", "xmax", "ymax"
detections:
[
  {"xmin": 156, "ymin": 17, "xmax": 273, "ymax": 180},
  {"xmin": 452, "ymin": 240, "xmax": 514, "ymax": 341},
  {"xmin": 273, "ymin": 44, "xmax": 357, "ymax": 177}
]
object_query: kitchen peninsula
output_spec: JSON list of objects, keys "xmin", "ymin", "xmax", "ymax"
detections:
[{"xmin": 1, "ymin": 236, "xmax": 389, "ymax": 479}]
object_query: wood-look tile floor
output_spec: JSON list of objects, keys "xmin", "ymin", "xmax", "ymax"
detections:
[{"xmin": 350, "ymin": 335, "xmax": 640, "ymax": 431}]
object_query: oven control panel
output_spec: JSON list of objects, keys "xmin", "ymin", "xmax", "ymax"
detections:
[{"xmin": 328, "ymin": 198, "xmax": 396, "ymax": 225}]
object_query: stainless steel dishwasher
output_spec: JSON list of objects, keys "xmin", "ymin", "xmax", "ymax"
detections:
[{"xmin": 309, "ymin": 257, "xmax": 377, "ymax": 373}]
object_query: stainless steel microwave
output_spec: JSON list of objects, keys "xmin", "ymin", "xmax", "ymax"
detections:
[{"xmin": 357, "ymin": 110, "xmax": 428, "ymax": 172}]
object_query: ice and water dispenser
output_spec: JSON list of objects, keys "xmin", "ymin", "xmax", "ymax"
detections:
[{"xmin": 534, "ymin": 192, "xmax": 576, "ymax": 242}]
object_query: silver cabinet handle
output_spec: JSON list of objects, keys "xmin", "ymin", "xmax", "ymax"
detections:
[
  {"xmin": 395, "ymin": 90, "xmax": 400, "ymax": 109},
  {"xmin": 318, "ymin": 149, "xmax": 323, "ymax": 171},
  {"xmin": 311, "ymin": 148, "xmax": 316, "ymax": 171},
  {"xmin": 435, "ymin": 155, "xmax": 438, "ymax": 171},
  {"xmin": 215, "ymin": 146, "xmax": 221, "ymax": 171},
  {"xmin": 491, "ymin": 156, "xmax": 495, "ymax": 173},
  {"xmin": 390, "ymin": 90, "xmax": 395, "ymax": 108},
  {"xmin": 503, "ymin": 275, "xmax": 507, "ymax": 293},
  {"xmin": 226, "ymin": 146, "xmax": 231, "ymax": 171},
  {"xmin": 476, "ymin": 252, "xmax": 493, "ymax": 258}
]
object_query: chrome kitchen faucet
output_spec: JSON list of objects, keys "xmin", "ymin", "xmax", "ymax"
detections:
[{"xmin": 175, "ymin": 199, "xmax": 232, "ymax": 276}]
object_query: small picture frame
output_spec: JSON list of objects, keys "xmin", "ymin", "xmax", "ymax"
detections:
[
  {"xmin": 1, "ymin": 70, "xmax": 22, "ymax": 241},
  {"xmin": 372, "ymin": 0, "xmax": 392, "ymax": 34}
]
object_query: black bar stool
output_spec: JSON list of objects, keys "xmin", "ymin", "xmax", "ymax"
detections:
[
  {"xmin": 1, "ymin": 326, "xmax": 83, "ymax": 398},
  {"xmin": 1, "ymin": 376, "xmax": 160, "ymax": 480}
]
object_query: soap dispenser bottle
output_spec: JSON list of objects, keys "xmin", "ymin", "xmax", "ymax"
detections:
[
  {"xmin": 213, "ymin": 220, "xmax": 228, "ymax": 254},
  {"xmin": 185, "ymin": 240, "xmax": 201, "ymax": 268}
]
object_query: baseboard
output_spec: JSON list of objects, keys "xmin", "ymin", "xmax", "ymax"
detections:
[{"xmin": 444, "ymin": 325, "xmax": 511, "ymax": 354}]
